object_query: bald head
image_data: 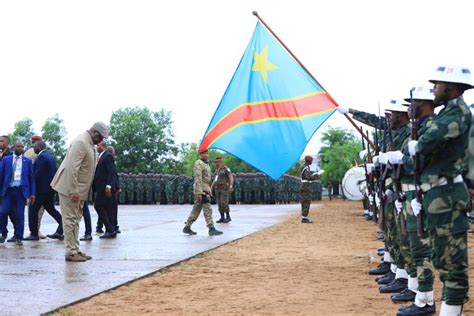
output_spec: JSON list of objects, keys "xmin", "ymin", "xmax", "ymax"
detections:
[{"xmin": 34, "ymin": 140, "xmax": 46, "ymax": 154}]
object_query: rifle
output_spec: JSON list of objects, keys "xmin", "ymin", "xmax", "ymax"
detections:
[
  {"xmin": 366, "ymin": 130, "xmax": 378, "ymax": 223},
  {"xmin": 410, "ymin": 90, "xmax": 425, "ymax": 236}
]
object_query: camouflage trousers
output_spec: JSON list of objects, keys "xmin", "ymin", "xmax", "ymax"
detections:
[
  {"xmin": 215, "ymin": 190, "xmax": 230, "ymax": 214},
  {"xmin": 423, "ymin": 182, "xmax": 470, "ymax": 305},
  {"xmin": 300, "ymin": 187, "xmax": 312, "ymax": 217},
  {"xmin": 404, "ymin": 191, "xmax": 435, "ymax": 292},
  {"xmin": 186, "ymin": 201, "xmax": 214, "ymax": 228},
  {"xmin": 396, "ymin": 210, "xmax": 412, "ymax": 273},
  {"xmin": 383, "ymin": 201, "xmax": 402, "ymax": 268}
]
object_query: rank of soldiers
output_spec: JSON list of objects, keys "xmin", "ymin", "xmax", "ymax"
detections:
[
  {"xmin": 338, "ymin": 65, "xmax": 472, "ymax": 316},
  {"xmin": 116, "ymin": 172, "xmax": 322, "ymax": 205}
]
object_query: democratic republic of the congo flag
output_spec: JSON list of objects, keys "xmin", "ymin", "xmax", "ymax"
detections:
[{"xmin": 199, "ymin": 22, "xmax": 337, "ymax": 179}]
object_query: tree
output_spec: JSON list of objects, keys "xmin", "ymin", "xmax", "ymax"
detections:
[
  {"xmin": 41, "ymin": 114, "xmax": 67, "ymax": 164},
  {"xmin": 318, "ymin": 127, "xmax": 362, "ymax": 187},
  {"xmin": 109, "ymin": 106, "xmax": 178, "ymax": 174},
  {"xmin": 10, "ymin": 118, "xmax": 35, "ymax": 148}
]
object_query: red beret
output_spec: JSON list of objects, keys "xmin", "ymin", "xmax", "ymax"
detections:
[
  {"xmin": 198, "ymin": 148, "xmax": 208, "ymax": 154},
  {"xmin": 304, "ymin": 155, "xmax": 313, "ymax": 162},
  {"xmin": 215, "ymin": 156, "xmax": 223, "ymax": 161},
  {"xmin": 31, "ymin": 135, "xmax": 42, "ymax": 141}
]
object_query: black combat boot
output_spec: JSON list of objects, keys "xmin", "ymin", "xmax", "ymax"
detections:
[
  {"xmin": 376, "ymin": 271, "xmax": 395, "ymax": 284},
  {"xmin": 182, "ymin": 225, "xmax": 197, "ymax": 235},
  {"xmin": 391, "ymin": 288, "xmax": 416, "ymax": 303},
  {"xmin": 224, "ymin": 212, "xmax": 231, "ymax": 223},
  {"xmin": 216, "ymin": 213, "xmax": 225, "ymax": 223},
  {"xmin": 379, "ymin": 278, "xmax": 408, "ymax": 293},
  {"xmin": 397, "ymin": 303, "xmax": 436, "ymax": 315},
  {"xmin": 208, "ymin": 226, "xmax": 223, "ymax": 236},
  {"xmin": 368, "ymin": 261, "xmax": 390, "ymax": 275}
]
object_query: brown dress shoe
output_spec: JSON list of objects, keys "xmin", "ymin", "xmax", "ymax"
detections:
[
  {"xmin": 78, "ymin": 252, "xmax": 92, "ymax": 260},
  {"xmin": 65, "ymin": 254, "xmax": 87, "ymax": 262}
]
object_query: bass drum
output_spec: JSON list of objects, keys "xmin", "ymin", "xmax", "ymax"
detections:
[{"xmin": 342, "ymin": 166, "xmax": 366, "ymax": 201}]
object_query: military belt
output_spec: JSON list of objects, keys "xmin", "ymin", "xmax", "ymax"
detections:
[{"xmin": 420, "ymin": 175, "xmax": 463, "ymax": 193}]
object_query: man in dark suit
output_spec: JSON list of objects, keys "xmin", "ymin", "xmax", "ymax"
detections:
[
  {"xmin": 0, "ymin": 140, "xmax": 35, "ymax": 246},
  {"xmin": 0, "ymin": 135, "xmax": 16, "ymax": 240},
  {"xmin": 93, "ymin": 141, "xmax": 118, "ymax": 239},
  {"xmin": 24, "ymin": 140, "xmax": 63, "ymax": 241}
]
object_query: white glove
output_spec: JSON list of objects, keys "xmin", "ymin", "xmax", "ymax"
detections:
[
  {"xmin": 359, "ymin": 150, "xmax": 367, "ymax": 161},
  {"xmin": 375, "ymin": 195, "xmax": 381, "ymax": 208},
  {"xmin": 395, "ymin": 200, "xmax": 403, "ymax": 214},
  {"xmin": 318, "ymin": 170, "xmax": 324, "ymax": 174},
  {"xmin": 368, "ymin": 194, "xmax": 374, "ymax": 205},
  {"xmin": 408, "ymin": 140, "xmax": 418, "ymax": 156},
  {"xmin": 373, "ymin": 155, "xmax": 379, "ymax": 166},
  {"xmin": 379, "ymin": 152, "xmax": 388, "ymax": 165},
  {"xmin": 411, "ymin": 199, "xmax": 422, "ymax": 216},
  {"xmin": 366, "ymin": 163, "xmax": 375, "ymax": 174},
  {"xmin": 385, "ymin": 189, "xmax": 394, "ymax": 199},
  {"xmin": 388, "ymin": 151, "xmax": 404, "ymax": 165},
  {"xmin": 337, "ymin": 106, "xmax": 349, "ymax": 114},
  {"xmin": 365, "ymin": 188, "xmax": 369, "ymax": 196}
]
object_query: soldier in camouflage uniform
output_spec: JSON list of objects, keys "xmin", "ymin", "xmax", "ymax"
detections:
[
  {"xmin": 118, "ymin": 173, "xmax": 126, "ymax": 204},
  {"xmin": 339, "ymin": 100, "xmax": 412, "ymax": 293},
  {"xmin": 386, "ymin": 86, "xmax": 437, "ymax": 315},
  {"xmin": 211, "ymin": 156, "xmax": 234, "ymax": 223},
  {"xmin": 182, "ymin": 149, "xmax": 222, "ymax": 236},
  {"xmin": 176, "ymin": 176, "xmax": 186, "ymax": 204},
  {"xmin": 408, "ymin": 66, "xmax": 472, "ymax": 315},
  {"xmin": 300, "ymin": 156, "xmax": 319, "ymax": 223}
]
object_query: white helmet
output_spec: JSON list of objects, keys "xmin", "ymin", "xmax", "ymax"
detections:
[
  {"xmin": 429, "ymin": 65, "xmax": 473, "ymax": 88},
  {"xmin": 385, "ymin": 100, "xmax": 407, "ymax": 112},
  {"xmin": 404, "ymin": 85, "xmax": 435, "ymax": 102}
]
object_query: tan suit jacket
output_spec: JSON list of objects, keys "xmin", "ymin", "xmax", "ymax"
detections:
[
  {"xmin": 51, "ymin": 131, "xmax": 96, "ymax": 200},
  {"xmin": 24, "ymin": 148, "xmax": 38, "ymax": 162}
]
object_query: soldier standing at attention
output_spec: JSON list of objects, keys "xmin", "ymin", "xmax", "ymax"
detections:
[
  {"xmin": 182, "ymin": 149, "xmax": 223, "ymax": 236},
  {"xmin": 211, "ymin": 156, "xmax": 234, "ymax": 223},
  {"xmin": 300, "ymin": 155, "xmax": 318, "ymax": 223},
  {"xmin": 409, "ymin": 65, "xmax": 472, "ymax": 316}
]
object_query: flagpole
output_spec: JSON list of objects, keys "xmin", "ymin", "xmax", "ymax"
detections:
[{"xmin": 252, "ymin": 11, "xmax": 376, "ymax": 151}]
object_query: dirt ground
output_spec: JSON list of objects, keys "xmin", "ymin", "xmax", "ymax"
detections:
[{"xmin": 58, "ymin": 199, "xmax": 474, "ymax": 315}]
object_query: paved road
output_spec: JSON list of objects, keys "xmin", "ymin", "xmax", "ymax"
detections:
[{"xmin": 0, "ymin": 204, "xmax": 299, "ymax": 315}]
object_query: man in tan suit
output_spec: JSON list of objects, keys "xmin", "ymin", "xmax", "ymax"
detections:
[{"xmin": 51, "ymin": 122, "xmax": 108, "ymax": 262}]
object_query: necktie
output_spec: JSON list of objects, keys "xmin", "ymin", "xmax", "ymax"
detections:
[{"xmin": 11, "ymin": 156, "xmax": 19, "ymax": 182}]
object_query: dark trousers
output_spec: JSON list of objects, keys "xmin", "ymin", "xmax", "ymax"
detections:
[
  {"xmin": 94, "ymin": 203, "xmax": 114, "ymax": 233},
  {"xmin": 29, "ymin": 192, "xmax": 63, "ymax": 236},
  {"xmin": 0, "ymin": 187, "xmax": 26, "ymax": 239},
  {"xmin": 82, "ymin": 202, "xmax": 92, "ymax": 236},
  {"xmin": 0, "ymin": 196, "xmax": 16, "ymax": 237},
  {"xmin": 97, "ymin": 194, "xmax": 119, "ymax": 230}
]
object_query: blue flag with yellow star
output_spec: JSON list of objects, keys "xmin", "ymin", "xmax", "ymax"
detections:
[{"xmin": 199, "ymin": 22, "xmax": 337, "ymax": 179}]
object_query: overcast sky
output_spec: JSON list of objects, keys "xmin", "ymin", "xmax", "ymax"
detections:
[{"xmin": 1, "ymin": 0, "xmax": 473, "ymax": 156}]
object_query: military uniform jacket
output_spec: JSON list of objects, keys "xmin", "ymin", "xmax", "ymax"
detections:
[
  {"xmin": 213, "ymin": 165, "xmax": 232, "ymax": 191},
  {"xmin": 465, "ymin": 104, "xmax": 474, "ymax": 188},
  {"xmin": 193, "ymin": 159, "xmax": 211, "ymax": 195},
  {"xmin": 417, "ymin": 96, "xmax": 471, "ymax": 184},
  {"xmin": 300, "ymin": 165, "xmax": 317, "ymax": 192},
  {"xmin": 401, "ymin": 115, "xmax": 434, "ymax": 185}
]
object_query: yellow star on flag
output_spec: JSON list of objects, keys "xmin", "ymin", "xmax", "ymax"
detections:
[{"xmin": 252, "ymin": 46, "xmax": 278, "ymax": 81}]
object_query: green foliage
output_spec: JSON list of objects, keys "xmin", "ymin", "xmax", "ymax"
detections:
[
  {"xmin": 318, "ymin": 127, "xmax": 362, "ymax": 186},
  {"xmin": 10, "ymin": 118, "xmax": 35, "ymax": 148},
  {"xmin": 109, "ymin": 106, "xmax": 178, "ymax": 173},
  {"xmin": 286, "ymin": 160, "xmax": 303, "ymax": 177},
  {"xmin": 41, "ymin": 114, "xmax": 67, "ymax": 164}
]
